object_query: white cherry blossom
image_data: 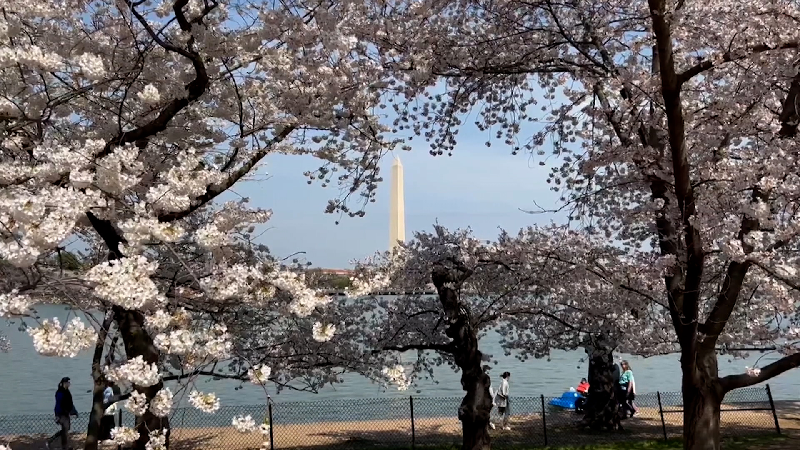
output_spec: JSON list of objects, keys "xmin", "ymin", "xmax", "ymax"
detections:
[
  {"xmin": 232, "ymin": 415, "xmax": 257, "ymax": 433},
  {"xmin": 312, "ymin": 322, "xmax": 336, "ymax": 342},
  {"xmin": 27, "ymin": 317, "xmax": 96, "ymax": 357},
  {"xmin": 144, "ymin": 430, "xmax": 168, "ymax": 450},
  {"xmin": 247, "ymin": 365, "xmax": 271, "ymax": 385},
  {"xmin": 105, "ymin": 356, "xmax": 161, "ymax": 388},
  {"xmin": 124, "ymin": 391, "xmax": 148, "ymax": 416},
  {"xmin": 149, "ymin": 387, "xmax": 174, "ymax": 418},
  {"xmin": 109, "ymin": 427, "xmax": 139, "ymax": 446},
  {"xmin": 188, "ymin": 390, "xmax": 220, "ymax": 413}
]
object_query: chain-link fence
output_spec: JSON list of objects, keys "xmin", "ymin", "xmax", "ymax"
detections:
[{"xmin": 0, "ymin": 385, "xmax": 782, "ymax": 450}]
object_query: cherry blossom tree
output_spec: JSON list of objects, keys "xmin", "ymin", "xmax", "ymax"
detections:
[
  {"xmin": 0, "ymin": 0, "xmax": 398, "ymax": 448},
  {"xmin": 353, "ymin": 225, "xmax": 663, "ymax": 448},
  {"xmin": 365, "ymin": 1, "xmax": 800, "ymax": 449},
  {"xmin": 352, "ymin": 227, "xmax": 518, "ymax": 450}
]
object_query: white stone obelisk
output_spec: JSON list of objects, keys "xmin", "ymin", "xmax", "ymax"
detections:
[{"xmin": 389, "ymin": 156, "xmax": 406, "ymax": 253}]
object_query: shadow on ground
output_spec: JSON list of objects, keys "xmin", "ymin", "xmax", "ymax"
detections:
[{"xmin": 0, "ymin": 410, "xmax": 784, "ymax": 450}]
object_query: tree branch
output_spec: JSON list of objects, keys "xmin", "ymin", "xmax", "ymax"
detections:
[
  {"xmin": 679, "ymin": 41, "xmax": 800, "ymax": 85},
  {"xmin": 157, "ymin": 124, "xmax": 296, "ymax": 223},
  {"xmin": 374, "ymin": 343, "xmax": 454, "ymax": 354},
  {"xmin": 649, "ymin": 0, "xmax": 704, "ymax": 351},
  {"xmin": 719, "ymin": 352, "xmax": 800, "ymax": 392},
  {"xmin": 698, "ymin": 68, "xmax": 800, "ymax": 349},
  {"xmin": 752, "ymin": 261, "xmax": 800, "ymax": 291},
  {"xmin": 97, "ymin": 0, "xmax": 211, "ymax": 159}
]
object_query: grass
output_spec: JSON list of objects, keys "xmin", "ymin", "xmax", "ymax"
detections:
[
  {"xmin": 402, "ymin": 434, "xmax": 794, "ymax": 450},
  {"xmin": 542, "ymin": 435, "xmax": 789, "ymax": 450}
]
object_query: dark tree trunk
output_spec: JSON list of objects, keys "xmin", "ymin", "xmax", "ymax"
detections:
[
  {"xmin": 87, "ymin": 212, "xmax": 169, "ymax": 450},
  {"xmin": 115, "ymin": 307, "xmax": 170, "ymax": 450},
  {"xmin": 85, "ymin": 312, "xmax": 114, "ymax": 450},
  {"xmin": 431, "ymin": 263, "xmax": 492, "ymax": 450},
  {"xmin": 581, "ymin": 335, "xmax": 620, "ymax": 430},
  {"xmin": 682, "ymin": 349, "xmax": 722, "ymax": 450}
]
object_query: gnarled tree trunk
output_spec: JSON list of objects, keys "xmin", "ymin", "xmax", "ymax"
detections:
[
  {"xmin": 115, "ymin": 307, "xmax": 171, "ymax": 450},
  {"xmin": 682, "ymin": 349, "xmax": 722, "ymax": 450},
  {"xmin": 581, "ymin": 334, "xmax": 620, "ymax": 430},
  {"xmin": 84, "ymin": 312, "xmax": 114, "ymax": 450},
  {"xmin": 87, "ymin": 212, "xmax": 169, "ymax": 450},
  {"xmin": 432, "ymin": 263, "xmax": 492, "ymax": 450}
]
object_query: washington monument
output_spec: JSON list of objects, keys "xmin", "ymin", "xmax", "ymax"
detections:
[{"xmin": 389, "ymin": 156, "xmax": 406, "ymax": 252}]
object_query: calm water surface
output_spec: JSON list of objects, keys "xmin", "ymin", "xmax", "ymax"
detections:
[{"xmin": 2, "ymin": 304, "xmax": 799, "ymax": 416}]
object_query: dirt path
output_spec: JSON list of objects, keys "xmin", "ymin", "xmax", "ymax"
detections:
[{"xmin": 3, "ymin": 404, "xmax": 797, "ymax": 450}]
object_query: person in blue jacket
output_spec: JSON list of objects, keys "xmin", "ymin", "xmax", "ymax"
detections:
[{"xmin": 46, "ymin": 377, "xmax": 78, "ymax": 449}]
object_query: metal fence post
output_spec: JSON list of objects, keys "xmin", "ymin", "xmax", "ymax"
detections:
[
  {"xmin": 409, "ymin": 396, "xmax": 416, "ymax": 449},
  {"xmin": 766, "ymin": 384, "xmax": 781, "ymax": 435},
  {"xmin": 117, "ymin": 409, "xmax": 123, "ymax": 450},
  {"xmin": 540, "ymin": 395, "xmax": 548, "ymax": 446},
  {"xmin": 656, "ymin": 391, "xmax": 668, "ymax": 441},
  {"xmin": 268, "ymin": 400, "xmax": 275, "ymax": 450}
]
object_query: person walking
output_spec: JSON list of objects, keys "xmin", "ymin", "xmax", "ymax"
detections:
[
  {"xmin": 47, "ymin": 377, "xmax": 78, "ymax": 450},
  {"xmin": 495, "ymin": 372, "xmax": 511, "ymax": 430},
  {"xmin": 618, "ymin": 360, "xmax": 638, "ymax": 417}
]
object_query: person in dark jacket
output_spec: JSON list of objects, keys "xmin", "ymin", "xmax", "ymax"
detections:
[{"xmin": 47, "ymin": 377, "xmax": 78, "ymax": 449}]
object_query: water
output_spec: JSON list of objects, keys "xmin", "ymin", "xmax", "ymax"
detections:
[{"xmin": 2, "ymin": 305, "xmax": 799, "ymax": 418}]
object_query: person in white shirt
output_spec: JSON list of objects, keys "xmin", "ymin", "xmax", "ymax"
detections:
[
  {"xmin": 99, "ymin": 380, "xmax": 116, "ymax": 441},
  {"xmin": 495, "ymin": 372, "xmax": 511, "ymax": 430},
  {"xmin": 488, "ymin": 379, "xmax": 497, "ymax": 430}
]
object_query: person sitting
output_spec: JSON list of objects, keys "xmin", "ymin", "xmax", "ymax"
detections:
[{"xmin": 576, "ymin": 378, "xmax": 590, "ymax": 395}]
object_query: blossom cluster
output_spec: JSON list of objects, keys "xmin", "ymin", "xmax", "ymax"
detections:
[
  {"xmin": 137, "ymin": 84, "xmax": 161, "ymax": 105},
  {"xmin": 109, "ymin": 427, "xmax": 140, "ymax": 446},
  {"xmin": 0, "ymin": 290, "xmax": 31, "ymax": 318},
  {"xmin": 232, "ymin": 415, "xmax": 257, "ymax": 432},
  {"xmin": 27, "ymin": 317, "xmax": 96, "ymax": 357},
  {"xmin": 153, "ymin": 323, "xmax": 232, "ymax": 365},
  {"xmin": 144, "ymin": 429, "xmax": 168, "ymax": 450},
  {"xmin": 267, "ymin": 268, "xmax": 331, "ymax": 317},
  {"xmin": 382, "ymin": 365, "xmax": 410, "ymax": 391},
  {"xmin": 105, "ymin": 356, "xmax": 161, "ymax": 387},
  {"xmin": 119, "ymin": 213, "xmax": 185, "ymax": 251},
  {"xmin": 0, "ymin": 184, "xmax": 105, "ymax": 267},
  {"xmin": 124, "ymin": 391, "xmax": 148, "ymax": 416},
  {"xmin": 247, "ymin": 365, "xmax": 271, "ymax": 385},
  {"xmin": 145, "ymin": 148, "xmax": 224, "ymax": 213},
  {"xmin": 188, "ymin": 390, "xmax": 220, "ymax": 413},
  {"xmin": 312, "ymin": 322, "xmax": 336, "ymax": 342},
  {"xmin": 195, "ymin": 201, "xmax": 272, "ymax": 251},
  {"xmin": 150, "ymin": 387, "xmax": 174, "ymax": 417},
  {"xmin": 84, "ymin": 256, "xmax": 166, "ymax": 310}
]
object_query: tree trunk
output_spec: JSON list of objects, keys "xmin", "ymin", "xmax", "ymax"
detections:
[
  {"xmin": 431, "ymin": 263, "xmax": 492, "ymax": 450},
  {"xmin": 459, "ymin": 368, "xmax": 493, "ymax": 450},
  {"xmin": 581, "ymin": 334, "xmax": 620, "ymax": 430},
  {"xmin": 85, "ymin": 312, "xmax": 114, "ymax": 450},
  {"xmin": 682, "ymin": 350, "xmax": 723, "ymax": 450},
  {"xmin": 83, "ymin": 312, "xmax": 115, "ymax": 450},
  {"xmin": 115, "ymin": 307, "xmax": 170, "ymax": 450},
  {"xmin": 84, "ymin": 378, "xmax": 109, "ymax": 450},
  {"xmin": 86, "ymin": 212, "xmax": 169, "ymax": 449}
]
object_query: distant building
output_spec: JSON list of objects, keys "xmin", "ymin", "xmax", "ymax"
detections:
[
  {"xmin": 318, "ymin": 268, "xmax": 353, "ymax": 277},
  {"xmin": 389, "ymin": 156, "xmax": 406, "ymax": 253}
]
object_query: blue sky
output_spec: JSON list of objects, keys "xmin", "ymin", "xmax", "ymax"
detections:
[{"xmin": 228, "ymin": 124, "xmax": 569, "ymax": 268}]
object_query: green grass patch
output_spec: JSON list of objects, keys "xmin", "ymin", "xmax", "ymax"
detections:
[{"xmin": 401, "ymin": 434, "xmax": 790, "ymax": 450}]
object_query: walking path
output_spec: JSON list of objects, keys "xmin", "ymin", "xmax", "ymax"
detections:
[{"xmin": 3, "ymin": 401, "xmax": 799, "ymax": 449}]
